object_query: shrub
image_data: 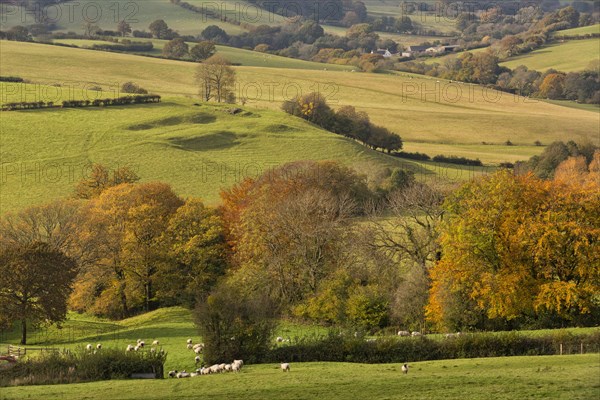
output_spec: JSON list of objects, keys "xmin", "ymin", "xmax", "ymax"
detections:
[
  {"xmin": 0, "ymin": 348, "xmax": 166, "ymax": 387},
  {"xmin": 121, "ymin": 82, "xmax": 148, "ymax": 94},
  {"xmin": 266, "ymin": 330, "xmax": 600, "ymax": 364},
  {"xmin": 194, "ymin": 282, "xmax": 279, "ymax": 365},
  {"xmin": 0, "ymin": 76, "xmax": 24, "ymax": 83},
  {"xmin": 432, "ymin": 155, "xmax": 483, "ymax": 166},
  {"xmin": 393, "ymin": 151, "xmax": 431, "ymax": 161}
]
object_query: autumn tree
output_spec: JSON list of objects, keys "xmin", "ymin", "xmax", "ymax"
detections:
[
  {"xmin": 163, "ymin": 38, "xmax": 189, "ymax": 58},
  {"xmin": 196, "ymin": 55, "xmax": 236, "ymax": 103},
  {"xmin": 538, "ymin": 73, "xmax": 566, "ymax": 99},
  {"xmin": 74, "ymin": 163, "xmax": 140, "ymax": 199},
  {"xmin": 0, "ymin": 242, "xmax": 77, "ymax": 344},
  {"xmin": 117, "ymin": 20, "xmax": 132, "ymax": 37},
  {"xmin": 427, "ymin": 170, "xmax": 600, "ymax": 331},
  {"xmin": 190, "ymin": 41, "xmax": 216, "ymax": 61}
]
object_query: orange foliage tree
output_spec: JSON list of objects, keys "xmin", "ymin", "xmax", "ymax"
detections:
[{"xmin": 426, "ymin": 170, "xmax": 600, "ymax": 331}]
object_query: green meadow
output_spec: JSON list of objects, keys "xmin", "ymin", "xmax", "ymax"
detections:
[
  {"xmin": 0, "ymin": 307, "xmax": 598, "ymax": 400},
  {"xmin": 554, "ymin": 23, "xmax": 600, "ymax": 37},
  {"xmin": 501, "ymin": 38, "xmax": 600, "ymax": 73}
]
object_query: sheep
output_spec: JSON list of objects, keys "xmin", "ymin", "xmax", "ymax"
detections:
[
  {"xmin": 397, "ymin": 331, "xmax": 410, "ymax": 337},
  {"xmin": 192, "ymin": 343, "xmax": 203, "ymax": 350},
  {"xmin": 86, "ymin": 344, "xmax": 93, "ymax": 351},
  {"xmin": 186, "ymin": 338, "xmax": 193, "ymax": 344},
  {"xmin": 281, "ymin": 363, "xmax": 290, "ymax": 372},
  {"xmin": 150, "ymin": 348, "xmax": 156, "ymax": 353},
  {"xmin": 96, "ymin": 343, "xmax": 102, "ymax": 350},
  {"xmin": 138, "ymin": 341, "xmax": 145, "ymax": 348},
  {"xmin": 209, "ymin": 364, "xmax": 221, "ymax": 374},
  {"xmin": 187, "ymin": 343, "xmax": 193, "ymax": 350},
  {"xmin": 218, "ymin": 363, "xmax": 226, "ymax": 372},
  {"xmin": 233, "ymin": 359, "xmax": 244, "ymax": 367},
  {"xmin": 137, "ymin": 339, "xmax": 142, "ymax": 344},
  {"xmin": 200, "ymin": 367, "xmax": 210, "ymax": 375},
  {"xmin": 194, "ymin": 347, "xmax": 203, "ymax": 355},
  {"xmin": 126, "ymin": 344, "xmax": 135, "ymax": 352},
  {"xmin": 231, "ymin": 363, "xmax": 241, "ymax": 372},
  {"xmin": 177, "ymin": 370, "xmax": 190, "ymax": 378},
  {"xmin": 152, "ymin": 340, "xmax": 159, "ymax": 346},
  {"xmin": 411, "ymin": 331, "xmax": 422, "ymax": 337},
  {"xmin": 168, "ymin": 370, "xmax": 178, "ymax": 378},
  {"xmin": 134, "ymin": 345, "xmax": 141, "ymax": 351},
  {"xmin": 195, "ymin": 356, "xmax": 201, "ymax": 365},
  {"xmin": 224, "ymin": 364, "xmax": 232, "ymax": 372},
  {"xmin": 276, "ymin": 336, "xmax": 284, "ymax": 343},
  {"xmin": 401, "ymin": 363, "xmax": 409, "ymax": 374},
  {"xmin": 190, "ymin": 372, "xmax": 199, "ymax": 377}
]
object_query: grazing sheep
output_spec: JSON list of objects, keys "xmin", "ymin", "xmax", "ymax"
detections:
[
  {"xmin": 126, "ymin": 344, "xmax": 135, "ymax": 352},
  {"xmin": 138, "ymin": 341, "xmax": 145, "ymax": 348},
  {"xmin": 195, "ymin": 356, "xmax": 201, "ymax": 365},
  {"xmin": 134, "ymin": 345, "xmax": 140, "ymax": 351},
  {"xmin": 402, "ymin": 364, "xmax": 409, "ymax": 374},
  {"xmin": 137, "ymin": 339, "xmax": 142, "ymax": 344},
  {"xmin": 186, "ymin": 338, "xmax": 193, "ymax": 345},
  {"xmin": 96, "ymin": 343, "xmax": 102, "ymax": 350},
  {"xmin": 152, "ymin": 340, "xmax": 159, "ymax": 346},
  {"xmin": 209, "ymin": 364, "xmax": 220, "ymax": 374},
  {"xmin": 187, "ymin": 344, "xmax": 193, "ymax": 350},
  {"xmin": 150, "ymin": 348, "xmax": 156, "ymax": 353},
  {"xmin": 233, "ymin": 359, "xmax": 244, "ymax": 367},
  {"xmin": 168, "ymin": 370, "xmax": 178, "ymax": 378},
  {"xmin": 231, "ymin": 363, "xmax": 241, "ymax": 372},
  {"xmin": 192, "ymin": 343, "xmax": 203, "ymax": 349},
  {"xmin": 276, "ymin": 336, "xmax": 284, "ymax": 342},
  {"xmin": 218, "ymin": 363, "xmax": 226, "ymax": 372},
  {"xmin": 86, "ymin": 344, "xmax": 93, "ymax": 351},
  {"xmin": 281, "ymin": 363, "xmax": 290, "ymax": 372},
  {"xmin": 194, "ymin": 347, "xmax": 202, "ymax": 355},
  {"xmin": 225, "ymin": 364, "xmax": 232, "ymax": 372},
  {"xmin": 411, "ymin": 331, "xmax": 422, "ymax": 337},
  {"xmin": 397, "ymin": 331, "xmax": 410, "ymax": 337},
  {"xmin": 177, "ymin": 371, "xmax": 190, "ymax": 378}
]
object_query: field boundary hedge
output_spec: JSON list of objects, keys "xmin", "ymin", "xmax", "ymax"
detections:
[
  {"xmin": 265, "ymin": 330, "xmax": 600, "ymax": 364},
  {"xmin": 1, "ymin": 95, "xmax": 161, "ymax": 111}
]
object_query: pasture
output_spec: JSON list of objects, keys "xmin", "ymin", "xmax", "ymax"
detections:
[
  {"xmin": 500, "ymin": 39, "xmax": 600, "ymax": 73},
  {"xmin": 553, "ymin": 24, "xmax": 600, "ymax": 37},
  {"xmin": 0, "ymin": 306, "xmax": 598, "ymax": 399},
  {"xmin": 2, "ymin": 41, "xmax": 597, "ymax": 152}
]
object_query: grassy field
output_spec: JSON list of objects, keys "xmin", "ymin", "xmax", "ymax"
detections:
[
  {"xmin": 0, "ymin": 355, "xmax": 598, "ymax": 400},
  {"xmin": 2, "ymin": 94, "xmax": 445, "ymax": 213},
  {"xmin": 2, "ymin": 41, "xmax": 597, "ymax": 150},
  {"xmin": 554, "ymin": 24, "xmax": 600, "ymax": 37},
  {"xmin": 0, "ymin": 0, "xmax": 248, "ymax": 36},
  {"xmin": 51, "ymin": 38, "xmax": 354, "ymax": 71},
  {"xmin": 501, "ymin": 39, "xmax": 600, "ymax": 72},
  {"xmin": 0, "ymin": 307, "xmax": 598, "ymax": 399}
]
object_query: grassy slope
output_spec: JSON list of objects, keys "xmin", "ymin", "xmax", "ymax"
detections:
[
  {"xmin": 554, "ymin": 24, "xmax": 600, "ymax": 37},
  {"xmin": 50, "ymin": 38, "xmax": 354, "ymax": 71},
  {"xmin": 2, "ymin": 95, "xmax": 432, "ymax": 213},
  {"xmin": 1, "ymin": 355, "xmax": 598, "ymax": 400},
  {"xmin": 0, "ymin": 307, "xmax": 598, "ymax": 399},
  {"xmin": 0, "ymin": 0, "xmax": 248, "ymax": 36},
  {"xmin": 501, "ymin": 39, "xmax": 600, "ymax": 72},
  {"xmin": 2, "ymin": 41, "xmax": 598, "ymax": 154}
]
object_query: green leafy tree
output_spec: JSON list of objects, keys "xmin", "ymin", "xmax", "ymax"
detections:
[
  {"xmin": 0, "ymin": 242, "xmax": 77, "ymax": 344},
  {"xmin": 162, "ymin": 38, "xmax": 189, "ymax": 58},
  {"xmin": 190, "ymin": 41, "xmax": 216, "ymax": 61}
]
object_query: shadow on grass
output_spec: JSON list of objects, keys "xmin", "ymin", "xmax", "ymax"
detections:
[{"xmin": 168, "ymin": 131, "xmax": 239, "ymax": 151}]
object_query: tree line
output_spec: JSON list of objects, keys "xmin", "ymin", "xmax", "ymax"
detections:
[{"xmin": 1, "ymin": 95, "xmax": 161, "ymax": 111}]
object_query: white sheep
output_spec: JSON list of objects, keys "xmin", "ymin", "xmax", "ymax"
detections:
[
  {"xmin": 168, "ymin": 370, "xmax": 178, "ymax": 378},
  {"xmin": 150, "ymin": 348, "xmax": 156, "ymax": 353},
  {"xmin": 233, "ymin": 359, "xmax": 243, "ymax": 367},
  {"xmin": 218, "ymin": 363, "xmax": 226, "ymax": 372},
  {"xmin": 402, "ymin": 363, "xmax": 409, "ymax": 374},
  {"xmin": 186, "ymin": 338, "xmax": 193, "ymax": 345},
  {"xmin": 177, "ymin": 370, "xmax": 190, "ymax": 378},
  {"xmin": 126, "ymin": 344, "xmax": 134, "ymax": 352},
  {"xmin": 281, "ymin": 363, "xmax": 290, "ymax": 372},
  {"xmin": 134, "ymin": 345, "xmax": 141, "ymax": 351},
  {"xmin": 86, "ymin": 344, "xmax": 93, "ymax": 351},
  {"xmin": 96, "ymin": 343, "xmax": 102, "ymax": 350},
  {"xmin": 411, "ymin": 331, "xmax": 422, "ymax": 337},
  {"xmin": 192, "ymin": 343, "xmax": 203, "ymax": 350},
  {"xmin": 194, "ymin": 347, "xmax": 203, "ymax": 355},
  {"xmin": 187, "ymin": 343, "xmax": 193, "ymax": 350},
  {"xmin": 209, "ymin": 364, "xmax": 220, "ymax": 374},
  {"xmin": 231, "ymin": 363, "xmax": 241, "ymax": 372},
  {"xmin": 195, "ymin": 356, "xmax": 201, "ymax": 365},
  {"xmin": 138, "ymin": 341, "xmax": 145, "ymax": 348},
  {"xmin": 276, "ymin": 336, "xmax": 284, "ymax": 343},
  {"xmin": 397, "ymin": 330, "xmax": 410, "ymax": 337},
  {"xmin": 224, "ymin": 364, "xmax": 232, "ymax": 372},
  {"xmin": 200, "ymin": 367, "xmax": 210, "ymax": 375},
  {"xmin": 152, "ymin": 340, "xmax": 160, "ymax": 346}
]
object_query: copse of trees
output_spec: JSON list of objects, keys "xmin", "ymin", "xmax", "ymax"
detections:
[
  {"xmin": 515, "ymin": 140, "xmax": 599, "ymax": 179},
  {"xmin": 282, "ymin": 93, "xmax": 403, "ymax": 153},
  {"xmin": 196, "ymin": 55, "xmax": 236, "ymax": 103}
]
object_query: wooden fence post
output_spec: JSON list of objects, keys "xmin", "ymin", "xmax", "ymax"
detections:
[{"xmin": 559, "ymin": 343, "xmax": 563, "ymax": 355}]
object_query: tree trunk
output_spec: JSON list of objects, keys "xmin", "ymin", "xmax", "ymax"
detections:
[{"xmin": 20, "ymin": 319, "xmax": 27, "ymax": 345}]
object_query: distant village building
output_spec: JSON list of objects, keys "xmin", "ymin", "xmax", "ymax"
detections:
[
  {"xmin": 426, "ymin": 45, "xmax": 461, "ymax": 54},
  {"xmin": 401, "ymin": 45, "xmax": 429, "ymax": 57},
  {"xmin": 371, "ymin": 48, "xmax": 394, "ymax": 58}
]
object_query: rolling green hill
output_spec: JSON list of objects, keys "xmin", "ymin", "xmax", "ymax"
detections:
[
  {"xmin": 554, "ymin": 24, "xmax": 600, "ymax": 37},
  {"xmin": 3, "ymin": 41, "xmax": 597, "ymax": 157},
  {"xmin": 501, "ymin": 38, "xmax": 600, "ymax": 72}
]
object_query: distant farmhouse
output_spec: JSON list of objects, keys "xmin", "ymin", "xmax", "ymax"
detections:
[
  {"xmin": 371, "ymin": 48, "xmax": 394, "ymax": 58},
  {"xmin": 402, "ymin": 45, "xmax": 460, "ymax": 57}
]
